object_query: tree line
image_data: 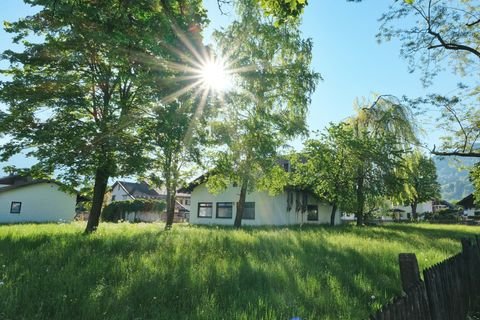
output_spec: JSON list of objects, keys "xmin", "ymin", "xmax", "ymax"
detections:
[{"xmin": 0, "ymin": 0, "xmax": 474, "ymax": 232}]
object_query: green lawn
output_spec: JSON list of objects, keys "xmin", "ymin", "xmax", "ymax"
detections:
[{"xmin": 0, "ymin": 222, "xmax": 478, "ymax": 320}]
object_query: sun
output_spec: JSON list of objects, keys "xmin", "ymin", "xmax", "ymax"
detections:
[{"xmin": 199, "ymin": 57, "xmax": 232, "ymax": 92}]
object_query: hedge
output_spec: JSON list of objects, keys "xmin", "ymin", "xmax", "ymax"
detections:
[{"xmin": 101, "ymin": 199, "xmax": 166, "ymax": 222}]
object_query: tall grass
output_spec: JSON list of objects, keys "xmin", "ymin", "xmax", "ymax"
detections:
[{"xmin": 0, "ymin": 223, "xmax": 477, "ymax": 319}]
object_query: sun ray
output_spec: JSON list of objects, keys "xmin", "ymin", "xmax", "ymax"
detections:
[
  {"xmin": 171, "ymin": 24, "xmax": 208, "ymax": 67},
  {"xmin": 160, "ymin": 79, "xmax": 204, "ymax": 104}
]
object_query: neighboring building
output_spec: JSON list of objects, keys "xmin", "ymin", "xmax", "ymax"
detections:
[
  {"xmin": 0, "ymin": 175, "xmax": 76, "ymax": 223},
  {"xmin": 392, "ymin": 201, "xmax": 434, "ymax": 220},
  {"xmin": 111, "ymin": 181, "xmax": 163, "ymax": 201},
  {"xmin": 432, "ymin": 199, "xmax": 455, "ymax": 213},
  {"xmin": 110, "ymin": 181, "xmax": 190, "ymax": 222},
  {"xmin": 458, "ymin": 194, "xmax": 477, "ymax": 216},
  {"xmin": 184, "ymin": 176, "xmax": 341, "ymax": 226}
]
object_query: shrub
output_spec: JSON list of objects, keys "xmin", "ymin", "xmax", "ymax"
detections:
[
  {"xmin": 101, "ymin": 199, "xmax": 166, "ymax": 222},
  {"xmin": 424, "ymin": 212, "xmax": 435, "ymax": 220}
]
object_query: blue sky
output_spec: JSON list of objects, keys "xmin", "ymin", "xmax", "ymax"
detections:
[
  {"xmin": 203, "ymin": 0, "xmax": 459, "ymax": 146},
  {"xmin": 0, "ymin": 0, "xmax": 461, "ymax": 173}
]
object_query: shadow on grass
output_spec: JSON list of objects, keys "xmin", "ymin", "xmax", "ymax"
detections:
[{"xmin": 0, "ymin": 223, "xmax": 476, "ymax": 320}]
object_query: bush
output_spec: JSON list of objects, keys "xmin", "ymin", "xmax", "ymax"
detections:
[{"xmin": 101, "ymin": 199, "xmax": 166, "ymax": 222}]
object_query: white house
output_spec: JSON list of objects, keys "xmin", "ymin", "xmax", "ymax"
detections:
[
  {"xmin": 392, "ymin": 201, "xmax": 434, "ymax": 220},
  {"xmin": 110, "ymin": 180, "xmax": 191, "ymax": 222},
  {"xmin": 186, "ymin": 179, "xmax": 341, "ymax": 226},
  {"xmin": 458, "ymin": 194, "xmax": 476, "ymax": 216},
  {"xmin": 0, "ymin": 175, "xmax": 76, "ymax": 223}
]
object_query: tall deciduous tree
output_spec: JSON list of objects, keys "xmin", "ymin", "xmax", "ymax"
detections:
[
  {"xmin": 394, "ymin": 151, "xmax": 440, "ymax": 220},
  {"xmin": 291, "ymin": 123, "xmax": 356, "ymax": 226},
  {"xmin": 141, "ymin": 98, "xmax": 207, "ymax": 230},
  {"xmin": 0, "ymin": 0, "xmax": 207, "ymax": 232},
  {"xmin": 206, "ymin": 0, "xmax": 319, "ymax": 228}
]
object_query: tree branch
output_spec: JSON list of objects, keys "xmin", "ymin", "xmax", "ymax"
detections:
[
  {"xmin": 466, "ymin": 18, "xmax": 480, "ymax": 27},
  {"xmin": 427, "ymin": 28, "xmax": 480, "ymax": 59},
  {"xmin": 431, "ymin": 145, "xmax": 480, "ymax": 158}
]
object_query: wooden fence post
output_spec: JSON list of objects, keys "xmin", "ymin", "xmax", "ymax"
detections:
[
  {"xmin": 461, "ymin": 238, "xmax": 471, "ymax": 254},
  {"xmin": 399, "ymin": 253, "xmax": 421, "ymax": 292}
]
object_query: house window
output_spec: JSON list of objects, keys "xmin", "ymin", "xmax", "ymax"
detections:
[
  {"xmin": 10, "ymin": 202, "xmax": 21, "ymax": 214},
  {"xmin": 198, "ymin": 202, "xmax": 212, "ymax": 218},
  {"xmin": 283, "ymin": 162, "xmax": 289, "ymax": 172},
  {"xmin": 216, "ymin": 202, "xmax": 233, "ymax": 219},
  {"xmin": 242, "ymin": 202, "xmax": 255, "ymax": 220},
  {"xmin": 307, "ymin": 205, "xmax": 318, "ymax": 221},
  {"xmin": 185, "ymin": 199, "xmax": 190, "ymax": 205},
  {"xmin": 112, "ymin": 195, "xmax": 116, "ymax": 201}
]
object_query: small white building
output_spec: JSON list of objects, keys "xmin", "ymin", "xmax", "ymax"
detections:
[
  {"xmin": 0, "ymin": 175, "xmax": 76, "ymax": 223},
  {"xmin": 458, "ymin": 194, "xmax": 476, "ymax": 216},
  {"xmin": 110, "ymin": 180, "xmax": 190, "ymax": 222},
  {"xmin": 392, "ymin": 201, "xmax": 434, "ymax": 220},
  {"xmin": 187, "ymin": 180, "xmax": 341, "ymax": 226}
]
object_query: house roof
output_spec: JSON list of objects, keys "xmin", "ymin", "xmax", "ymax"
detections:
[
  {"xmin": 0, "ymin": 179, "xmax": 67, "ymax": 194},
  {"xmin": 433, "ymin": 199, "xmax": 456, "ymax": 209},
  {"xmin": 0, "ymin": 174, "xmax": 33, "ymax": 185},
  {"xmin": 113, "ymin": 181, "xmax": 163, "ymax": 199},
  {"xmin": 178, "ymin": 172, "xmax": 317, "ymax": 196},
  {"xmin": 178, "ymin": 158, "xmax": 296, "ymax": 194},
  {"xmin": 458, "ymin": 193, "xmax": 475, "ymax": 209}
]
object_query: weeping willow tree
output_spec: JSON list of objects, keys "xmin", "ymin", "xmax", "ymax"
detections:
[{"xmin": 347, "ymin": 95, "xmax": 418, "ymax": 225}]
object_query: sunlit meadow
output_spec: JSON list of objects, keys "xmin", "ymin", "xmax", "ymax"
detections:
[{"xmin": 0, "ymin": 223, "xmax": 477, "ymax": 319}]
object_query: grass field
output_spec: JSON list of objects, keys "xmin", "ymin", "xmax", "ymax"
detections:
[{"xmin": 0, "ymin": 222, "xmax": 478, "ymax": 320}]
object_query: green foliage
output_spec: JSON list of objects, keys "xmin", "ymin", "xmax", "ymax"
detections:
[
  {"xmin": 140, "ymin": 98, "xmax": 208, "ymax": 229},
  {"xmin": 347, "ymin": 96, "xmax": 418, "ymax": 223},
  {"xmin": 256, "ymin": 0, "xmax": 308, "ymax": 24},
  {"xmin": 378, "ymin": 0, "xmax": 480, "ymax": 84},
  {"xmin": 377, "ymin": 1, "xmax": 480, "ymax": 165},
  {"xmin": 206, "ymin": 0, "xmax": 319, "ymax": 226},
  {"xmin": 425, "ymin": 208, "xmax": 463, "ymax": 223},
  {"xmin": 0, "ymin": 223, "xmax": 477, "ymax": 319},
  {"xmin": 293, "ymin": 96, "xmax": 417, "ymax": 225},
  {"xmin": 0, "ymin": 0, "xmax": 207, "ymax": 231},
  {"xmin": 470, "ymin": 163, "xmax": 480, "ymax": 202},
  {"xmin": 291, "ymin": 123, "xmax": 356, "ymax": 216},
  {"xmin": 393, "ymin": 151, "xmax": 440, "ymax": 213},
  {"xmin": 101, "ymin": 199, "xmax": 166, "ymax": 222}
]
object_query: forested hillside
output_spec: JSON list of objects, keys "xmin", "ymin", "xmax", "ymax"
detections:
[{"xmin": 434, "ymin": 156, "xmax": 477, "ymax": 202}]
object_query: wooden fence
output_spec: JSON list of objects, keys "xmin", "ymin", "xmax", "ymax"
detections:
[{"xmin": 370, "ymin": 237, "xmax": 480, "ymax": 320}]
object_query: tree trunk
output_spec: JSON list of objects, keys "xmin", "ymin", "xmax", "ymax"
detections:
[
  {"xmin": 330, "ymin": 203, "xmax": 338, "ymax": 226},
  {"xmin": 164, "ymin": 188, "xmax": 176, "ymax": 230},
  {"xmin": 356, "ymin": 174, "xmax": 365, "ymax": 226},
  {"xmin": 234, "ymin": 179, "xmax": 248, "ymax": 228},
  {"xmin": 411, "ymin": 202, "xmax": 418, "ymax": 221},
  {"xmin": 85, "ymin": 165, "xmax": 110, "ymax": 233}
]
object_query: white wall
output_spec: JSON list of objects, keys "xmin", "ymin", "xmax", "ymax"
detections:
[
  {"xmin": 394, "ymin": 201, "xmax": 433, "ymax": 219},
  {"xmin": 0, "ymin": 183, "xmax": 76, "ymax": 223},
  {"xmin": 190, "ymin": 183, "xmax": 341, "ymax": 226},
  {"xmin": 111, "ymin": 183, "xmax": 132, "ymax": 202},
  {"xmin": 125, "ymin": 211, "xmax": 161, "ymax": 222}
]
